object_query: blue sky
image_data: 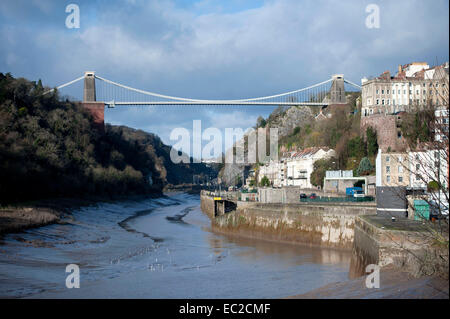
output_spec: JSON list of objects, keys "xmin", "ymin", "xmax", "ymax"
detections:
[{"xmin": 1, "ymin": 0, "xmax": 449, "ymax": 156}]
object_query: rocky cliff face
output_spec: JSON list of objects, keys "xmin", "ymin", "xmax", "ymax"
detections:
[{"xmin": 220, "ymin": 106, "xmax": 314, "ymax": 186}]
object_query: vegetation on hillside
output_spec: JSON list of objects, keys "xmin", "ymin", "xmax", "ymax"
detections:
[
  {"xmin": 0, "ymin": 73, "xmax": 215, "ymax": 203},
  {"xmin": 255, "ymin": 92, "xmax": 377, "ymax": 177}
]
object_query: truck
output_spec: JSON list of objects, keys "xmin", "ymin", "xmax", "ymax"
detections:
[{"xmin": 346, "ymin": 187, "xmax": 364, "ymax": 197}]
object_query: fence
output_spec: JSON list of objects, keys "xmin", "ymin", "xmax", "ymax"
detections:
[{"xmin": 300, "ymin": 196, "xmax": 375, "ymax": 203}]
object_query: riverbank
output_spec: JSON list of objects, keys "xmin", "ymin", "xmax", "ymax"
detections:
[
  {"xmin": 0, "ymin": 207, "xmax": 60, "ymax": 235},
  {"xmin": 0, "ymin": 192, "xmax": 164, "ymax": 236},
  {"xmin": 288, "ymin": 265, "xmax": 449, "ymax": 299},
  {"xmin": 1, "ymin": 193, "xmax": 353, "ymax": 298}
]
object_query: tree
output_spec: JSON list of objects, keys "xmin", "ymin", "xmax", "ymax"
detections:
[
  {"xmin": 356, "ymin": 157, "xmax": 374, "ymax": 176},
  {"xmin": 366, "ymin": 126, "xmax": 378, "ymax": 157},
  {"xmin": 387, "ymin": 71, "xmax": 449, "ymax": 279},
  {"xmin": 260, "ymin": 176, "xmax": 270, "ymax": 187},
  {"xmin": 256, "ymin": 116, "xmax": 266, "ymax": 128},
  {"xmin": 310, "ymin": 157, "xmax": 338, "ymax": 188}
]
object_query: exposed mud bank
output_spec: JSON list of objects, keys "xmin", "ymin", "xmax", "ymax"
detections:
[
  {"xmin": 0, "ymin": 207, "xmax": 60, "ymax": 235},
  {"xmin": 288, "ymin": 264, "xmax": 449, "ymax": 299},
  {"xmin": 0, "ymin": 193, "xmax": 164, "ymax": 236}
]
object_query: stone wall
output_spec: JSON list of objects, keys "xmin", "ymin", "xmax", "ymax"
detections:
[
  {"xmin": 360, "ymin": 114, "xmax": 407, "ymax": 152},
  {"xmin": 258, "ymin": 187, "xmax": 340, "ymax": 204},
  {"xmin": 200, "ymin": 194, "xmax": 215, "ymax": 218},
  {"xmin": 350, "ymin": 216, "xmax": 437, "ymax": 277},
  {"xmin": 201, "ymin": 198, "xmax": 376, "ymax": 250}
]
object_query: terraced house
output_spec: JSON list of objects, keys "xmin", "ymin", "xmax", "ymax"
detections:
[{"xmin": 361, "ymin": 62, "xmax": 449, "ymax": 117}]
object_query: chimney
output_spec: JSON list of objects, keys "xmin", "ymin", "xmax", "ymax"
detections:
[{"xmin": 398, "ymin": 65, "xmax": 402, "ymax": 73}]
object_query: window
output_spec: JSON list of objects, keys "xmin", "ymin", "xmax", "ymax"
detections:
[
  {"xmin": 376, "ymin": 89, "xmax": 379, "ymax": 94},
  {"xmin": 416, "ymin": 90, "xmax": 419, "ymax": 95},
  {"xmin": 386, "ymin": 156, "xmax": 390, "ymax": 162},
  {"xmin": 386, "ymin": 166, "xmax": 390, "ymax": 173},
  {"xmin": 398, "ymin": 156, "xmax": 403, "ymax": 162},
  {"xmin": 416, "ymin": 164, "xmax": 420, "ymax": 170},
  {"xmin": 382, "ymin": 90, "xmax": 384, "ymax": 94},
  {"xmin": 382, "ymin": 99, "xmax": 385, "ymax": 105},
  {"xmin": 416, "ymin": 174, "xmax": 420, "ymax": 181},
  {"xmin": 386, "ymin": 176, "xmax": 391, "ymax": 183},
  {"xmin": 403, "ymin": 90, "xmax": 406, "ymax": 94},
  {"xmin": 387, "ymin": 99, "xmax": 390, "ymax": 105},
  {"xmin": 423, "ymin": 90, "xmax": 426, "ymax": 94},
  {"xmin": 387, "ymin": 89, "xmax": 390, "ymax": 94},
  {"xmin": 376, "ymin": 99, "xmax": 379, "ymax": 105},
  {"xmin": 398, "ymin": 176, "xmax": 403, "ymax": 183},
  {"xmin": 398, "ymin": 90, "xmax": 401, "ymax": 94},
  {"xmin": 398, "ymin": 166, "xmax": 403, "ymax": 173}
]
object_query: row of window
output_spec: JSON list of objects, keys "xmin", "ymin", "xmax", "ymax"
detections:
[
  {"xmin": 370, "ymin": 82, "xmax": 445, "ymax": 94},
  {"xmin": 386, "ymin": 176, "xmax": 403, "ymax": 183},
  {"xmin": 385, "ymin": 165, "xmax": 404, "ymax": 174}
]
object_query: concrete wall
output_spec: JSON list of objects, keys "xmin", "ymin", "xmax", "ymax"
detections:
[
  {"xmin": 350, "ymin": 216, "xmax": 437, "ymax": 277},
  {"xmin": 201, "ymin": 196, "xmax": 376, "ymax": 250},
  {"xmin": 200, "ymin": 194, "xmax": 215, "ymax": 219},
  {"xmin": 258, "ymin": 187, "xmax": 339, "ymax": 204}
]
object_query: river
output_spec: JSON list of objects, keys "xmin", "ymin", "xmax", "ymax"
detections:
[{"xmin": 0, "ymin": 193, "xmax": 352, "ymax": 298}]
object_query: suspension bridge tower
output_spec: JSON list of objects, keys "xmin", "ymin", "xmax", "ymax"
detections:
[
  {"xmin": 329, "ymin": 74, "xmax": 347, "ymax": 104},
  {"xmin": 82, "ymin": 71, "xmax": 105, "ymax": 131}
]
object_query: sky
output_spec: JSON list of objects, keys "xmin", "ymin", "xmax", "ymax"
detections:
[{"xmin": 1, "ymin": 0, "xmax": 449, "ymax": 158}]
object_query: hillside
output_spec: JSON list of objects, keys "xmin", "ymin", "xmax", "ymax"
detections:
[
  {"xmin": 0, "ymin": 73, "xmax": 216, "ymax": 203},
  {"xmin": 219, "ymin": 92, "xmax": 378, "ymax": 186}
]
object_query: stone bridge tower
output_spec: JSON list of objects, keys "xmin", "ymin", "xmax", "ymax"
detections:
[
  {"xmin": 82, "ymin": 71, "xmax": 105, "ymax": 131},
  {"xmin": 329, "ymin": 74, "xmax": 347, "ymax": 104}
]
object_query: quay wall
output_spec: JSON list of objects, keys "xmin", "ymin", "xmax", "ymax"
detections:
[{"xmin": 200, "ymin": 192, "xmax": 375, "ymax": 250}]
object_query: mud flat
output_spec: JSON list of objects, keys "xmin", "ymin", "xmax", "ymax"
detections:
[
  {"xmin": 288, "ymin": 265, "xmax": 449, "ymax": 299},
  {"xmin": 0, "ymin": 207, "xmax": 60, "ymax": 235}
]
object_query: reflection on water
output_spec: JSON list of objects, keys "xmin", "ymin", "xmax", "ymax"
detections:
[{"xmin": 0, "ymin": 193, "xmax": 353, "ymax": 298}]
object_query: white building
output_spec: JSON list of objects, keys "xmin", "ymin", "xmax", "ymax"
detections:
[
  {"xmin": 284, "ymin": 147, "xmax": 336, "ymax": 188},
  {"xmin": 361, "ymin": 62, "xmax": 449, "ymax": 117},
  {"xmin": 408, "ymin": 148, "xmax": 448, "ymax": 191},
  {"xmin": 435, "ymin": 106, "xmax": 449, "ymax": 142},
  {"xmin": 258, "ymin": 160, "xmax": 281, "ymax": 187}
]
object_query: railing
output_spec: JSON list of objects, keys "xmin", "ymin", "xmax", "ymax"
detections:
[
  {"xmin": 300, "ymin": 196, "xmax": 375, "ymax": 203},
  {"xmin": 202, "ymin": 190, "xmax": 239, "ymax": 201}
]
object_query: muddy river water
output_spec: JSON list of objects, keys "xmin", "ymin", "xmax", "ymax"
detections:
[{"xmin": 0, "ymin": 193, "xmax": 352, "ymax": 298}]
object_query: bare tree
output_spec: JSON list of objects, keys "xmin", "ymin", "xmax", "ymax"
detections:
[{"xmin": 381, "ymin": 67, "xmax": 449, "ymax": 278}]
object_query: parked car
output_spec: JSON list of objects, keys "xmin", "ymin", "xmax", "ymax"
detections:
[
  {"xmin": 300, "ymin": 193, "xmax": 307, "ymax": 199},
  {"xmin": 309, "ymin": 193, "xmax": 317, "ymax": 199}
]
